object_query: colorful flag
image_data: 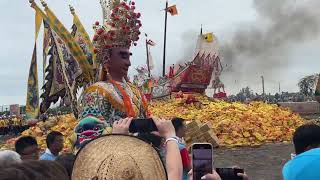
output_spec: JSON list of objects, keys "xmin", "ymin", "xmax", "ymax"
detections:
[
  {"xmin": 26, "ymin": 45, "xmax": 40, "ymax": 120},
  {"xmin": 52, "ymin": 27, "xmax": 81, "ymax": 116},
  {"xmin": 40, "ymin": 27, "xmax": 67, "ymax": 114},
  {"xmin": 26, "ymin": 6, "xmax": 43, "ymax": 120},
  {"xmin": 167, "ymin": 5, "xmax": 178, "ymax": 16},
  {"xmin": 40, "ymin": 22, "xmax": 82, "ymax": 116},
  {"xmin": 147, "ymin": 39, "xmax": 156, "ymax": 46},
  {"xmin": 43, "ymin": 20, "xmax": 50, "ymax": 82},
  {"xmin": 40, "ymin": 3, "xmax": 94, "ymax": 82},
  {"xmin": 70, "ymin": 6, "xmax": 96, "ymax": 69}
]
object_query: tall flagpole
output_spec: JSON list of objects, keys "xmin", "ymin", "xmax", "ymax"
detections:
[
  {"xmin": 261, "ymin": 76, "xmax": 265, "ymax": 95},
  {"xmin": 145, "ymin": 34, "xmax": 151, "ymax": 77},
  {"xmin": 162, "ymin": 0, "xmax": 168, "ymax": 77}
]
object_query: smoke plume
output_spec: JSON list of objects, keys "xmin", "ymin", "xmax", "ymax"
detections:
[
  {"xmin": 176, "ymin": 0, "xmax": 320, "ymax": 94},
  {"xmin": 177, "ymin": 30, "xmax": 198, "ymax": 65},
  {"xmin": 221, "ymin": 0, "xmax": 320, "ymax": 76}
]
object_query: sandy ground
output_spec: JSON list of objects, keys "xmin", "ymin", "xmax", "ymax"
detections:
[{"xmin": 213, "ymin": 143, "xmax": 294, "ymax": 180}]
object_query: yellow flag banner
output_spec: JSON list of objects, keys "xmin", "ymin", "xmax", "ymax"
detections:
[
  {"xmin": 30, "ymin": 2, "xmax": 48, "ymax": 29},
  {"xmin": 26, "ymin": 5, "xmax": 43, "ymax": 120},
  {"xmin": 71, "ymin": 7, "xmax": 96, "ymax": 69},
  {"xmin": 26, "ymin": 45, "xmax": 40, "ymax": 120},
  {"xmin": 35, "ymin": 9, "xmax": 42, "ymax": 38},
  {"xmin": 42, "ymin": 3, "xmax": 93, "ymax": 82}
]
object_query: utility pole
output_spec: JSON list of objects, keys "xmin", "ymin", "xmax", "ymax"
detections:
[
  {"xmin": 145, "ymin": 34, "xmax": 151, "ymax": 77},
  {"xmin": 261, "ymin": 76, "xmax": 265, "ymax": 95},
  {"xmin": 279, "ymin": 82, "xmax": 281, "ymax": 93},
  {"xmin": 162, "ymin": 0, "xmax": 168, "ymax": 77}
]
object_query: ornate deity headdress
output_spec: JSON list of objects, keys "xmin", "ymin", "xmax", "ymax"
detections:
[{"xmin": 93, "ymin": 0, "xmax": 142, "ymax": 63}]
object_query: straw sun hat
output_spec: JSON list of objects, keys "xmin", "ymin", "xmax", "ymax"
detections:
[{"xmin": 72, "ymin": 135, "xmax": 167, "ymax": 180}]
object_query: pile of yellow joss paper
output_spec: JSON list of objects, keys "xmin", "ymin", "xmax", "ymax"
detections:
[
  {"xmin": 149, "ymin": 94, "xmax": 305, "ymax": 147},
  {"xmin": 2, "ymin": 94, "xmax": 306, "ymax": 150},
  {"xmin": 2, "ymin": 114, "xmax": 77, "ymax": 152}
]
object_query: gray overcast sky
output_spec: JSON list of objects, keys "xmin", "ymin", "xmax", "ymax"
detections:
[{"xmin": 0, "ymin": 0, "xmax": 319, "ymax": 105}]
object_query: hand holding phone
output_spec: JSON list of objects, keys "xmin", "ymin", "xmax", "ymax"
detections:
[
  {"xmin": 216, "ymin": 168, "xmax": 244, "ymax": 180},
  {"xmin": 151, "ymin": 117, "xmax": 176, "ymax": 138},
  {"xmin": 128, "ymin": 118, "xmax": 158, "ymax": 133},
  {"xmin": 192, "ymin": 143, "xmax": 213, "ymax": 180},
  {"xmin": 112, "ymin": 117, "xmax": 132, "ymax": 134}
]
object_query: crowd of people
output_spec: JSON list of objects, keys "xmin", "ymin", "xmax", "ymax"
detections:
[
  {"xmin": 0, "ymin": 116, "xmax": 247, "ymax": 180},
  {"xmin": 0, "ymin": 116, "xmax": 319, "ymax": 180},
  {"xmin": 0, "ymin": 115, "xmax": 29, "ymax": 136}
]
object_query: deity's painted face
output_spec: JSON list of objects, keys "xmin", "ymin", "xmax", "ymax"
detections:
[
  {"xmin": 75, "ymin": 117, "xmax": 106, "ymax": 148},
  {"xmin": 106, "ymin": 47, "xmax": 132, "ymax": 79}
]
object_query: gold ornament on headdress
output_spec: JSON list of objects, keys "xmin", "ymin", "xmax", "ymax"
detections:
[{"xmin": 93, "ymin": 0, "xmax": 142, "ymax": 64}]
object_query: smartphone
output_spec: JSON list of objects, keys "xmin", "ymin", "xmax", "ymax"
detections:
[
  {"xmin": 216, "ymin": 168, "xmax": 244, "ymax": 180},
  {"xmin": 129, "ymin": 118, "xmax": 158, "ymax": 133},
  {"xmin": 192, "ymin": 143, "xmax": 213, "ymax": 180}
]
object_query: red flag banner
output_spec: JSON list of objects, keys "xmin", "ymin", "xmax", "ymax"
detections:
[{"xmin": 167, "ymin": 5, "xmax": 178, "ymax": 16}]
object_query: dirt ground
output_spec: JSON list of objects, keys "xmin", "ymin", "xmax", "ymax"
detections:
[{"xmin": 213, "ymin": 143, "xmax": 294, "ymax": 180}]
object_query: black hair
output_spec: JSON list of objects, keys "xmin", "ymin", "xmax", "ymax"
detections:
[
  {"xmin": 293, "ymin": 124, "xmax": 320, "ymax": 154},
  {"xmin": 0, "ymin": 160, "xmax": 69, "ymax": 180},
  {"xmin": 46, "ymin": 131, "xmax": 63, "ymax": 148},
  {"xmin": 171, "ymin": 117, "xmax": 185, "ymax": 132},
  {"xmin": 15, "ymin": 136, "xmax": 38, "ymax": 154}
]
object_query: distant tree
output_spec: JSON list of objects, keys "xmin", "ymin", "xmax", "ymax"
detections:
[
  {"xmin": 235, "ymin": 86, "xmax": 255, "ymax": 101},
  {"xmin": 298, "ymin": 74, "xmax": 319, "ymax": 97}
]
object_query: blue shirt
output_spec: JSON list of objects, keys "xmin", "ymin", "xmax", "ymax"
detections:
[
  {"xmin": 282, "ymin": 148, "xmax": 320, "ymax": 180},
  {"xmin": 40, "ymin": 149, "xmax": 57, "ymax": 161}
]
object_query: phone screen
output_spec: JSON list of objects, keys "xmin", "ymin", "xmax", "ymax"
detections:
[{"xmin": 192, "ymin": 143, "xmax": 213, "ymax": 180}]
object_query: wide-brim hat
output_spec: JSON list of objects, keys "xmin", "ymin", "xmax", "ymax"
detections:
[{"xmin": 72, "ymin": 135, "xmax": 166, "ymax": 180}]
